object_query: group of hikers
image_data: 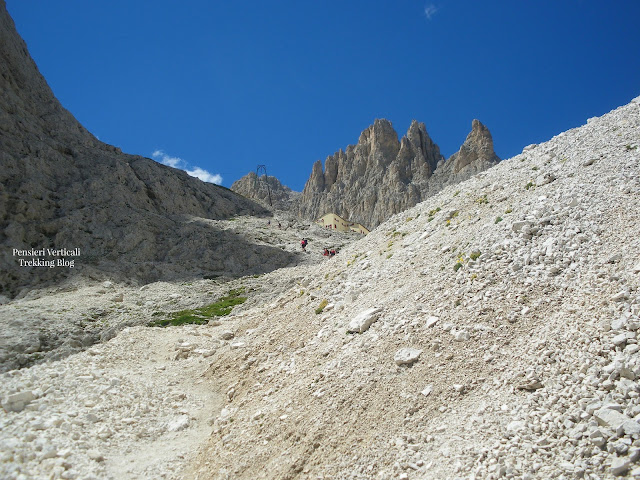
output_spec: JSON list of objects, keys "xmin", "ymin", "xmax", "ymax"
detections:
[
  {"xmin": 266, "ymin": 221, "xmax": 337, "ymax": 257},
  {"xmin": 300, "ymin": 238, "xmax": 337, "ymax": 257}
]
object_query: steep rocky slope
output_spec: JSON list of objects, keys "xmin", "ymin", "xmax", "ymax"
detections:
[
  {"xmin": 1, "ymin": 97, "xmax": 638, "ymax": 479},
  {"xmin": 0, "ymin": 212, "xmax": 361, "ymax": 373},
  {"xmin": 191, "ymin": 97, "xmax": 640, "ymax": 479},
  {"xmin": 0, "ymin": 1, "xmax": 286, "ymax": 299}
]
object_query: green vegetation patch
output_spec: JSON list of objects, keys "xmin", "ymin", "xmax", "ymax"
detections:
[
  {"xmin": 315, "ymin": 299, "xmax": 329, "ymax": 315},
  {"xmin": 148, "ymin": 288, "xmax": 247, "ymax": 327},
  {"xmin": 475, "ymin": 195, "xmax": 488, "ymax": 205}
]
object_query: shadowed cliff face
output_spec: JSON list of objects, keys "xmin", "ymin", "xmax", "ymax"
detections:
[
  {"xmin": 0, "ymin": 1, "xmax": 295, "ymax": 298},
  {"xmin": 294, "ymin": 117, "xmax": 500, "ymax": 229}
]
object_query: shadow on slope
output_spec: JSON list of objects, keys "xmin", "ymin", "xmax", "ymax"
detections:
[{"xmin": 0, "ymin": 2, "xmax": 292, "ymax": 298}]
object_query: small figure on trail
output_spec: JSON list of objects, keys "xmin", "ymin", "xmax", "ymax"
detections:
[
  {"xmin": 278, "ymin": 222, "xmax": 282, "ymax": 229},
  {"xmin": 330, "ymin": 249, "xmax": 336, "ymax": 256},
  {"xmin": 323, "ymin": 248, "xmax": 329, "ymax": 256},
  {"xmin": 301, "ymin": 239, "xmax": 308, "ymax": 251},
  {"xmin": 267, "ymin": 220, "xmax": 271, "ymax": 226}
]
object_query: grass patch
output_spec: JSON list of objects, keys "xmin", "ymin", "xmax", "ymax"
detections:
[
  {"xmin": 315, "ymin": 299, "xmax": 328, "ymax": 315},
  {"xmin": 148, "ymin": 288, "xmax": 247, "ymax": 327},
  {"xmin": 525, "ymin": 181, "xmax": 535, "ymax": 190},
  {"xmin": 470, "ymin": 251, "xmax": 481, "ymax": 261},
  {"xmin": 495, "ymin": 216, "xmax": 503, "ymax": 224}
]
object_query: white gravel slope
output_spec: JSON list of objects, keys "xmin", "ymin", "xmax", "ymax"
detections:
[{"xmin": 1, "ymin": 96, "xmax": 640, "ymax": 480}]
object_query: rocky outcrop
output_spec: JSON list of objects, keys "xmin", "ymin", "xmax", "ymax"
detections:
[
  {"xmin": 296, "ymin": 118, "xmax": 501, "ymax": 229},
  {"xmin": 446, "ymin": 118, "xmax": 501, "ymax": 175},
  {"xmin": 0, "ymin": 1, "xmax": 293, "ymax": 298},
  {"xmin": 231, "ymin": 172, "xmax": 300, "ymax": 210}
]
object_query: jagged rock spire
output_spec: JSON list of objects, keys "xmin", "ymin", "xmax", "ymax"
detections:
[
  {"xmin": 449, "ymin": 119, "xmax": 501, "ymax": 174},
  {"xmin": 292, "ymin": 117, "xmax": 500, "ymax": 229}
]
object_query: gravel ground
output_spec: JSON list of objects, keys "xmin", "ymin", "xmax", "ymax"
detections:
[{"xmin": 1, "ymin": 96, "xmax": 640, "ymax": 479}]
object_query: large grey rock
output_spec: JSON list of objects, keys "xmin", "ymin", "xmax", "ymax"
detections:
[
  {"xmin": 394, "ymin": 348, "xmax": 423, "ymax": 366},
  {"xmin": 1, "ymin": 390, "xmax": 35, "ymax": 412},
  {"xmin": 594, "ymin": 407, "xmax": 640, "ymax": 436},
  {"xmin": 347, "ymin": 307, "xmax": 382, "ymax": 333}
]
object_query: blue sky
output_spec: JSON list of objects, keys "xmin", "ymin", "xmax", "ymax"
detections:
[{"xmin": 7, "ymin": 1, "xmax": 640, "ymax": 191}]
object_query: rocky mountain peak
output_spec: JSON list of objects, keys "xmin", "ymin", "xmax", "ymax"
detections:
[
  {"xmin": 450, "ymin": 118, "xmax": 500, "ymax": 173},
  {"xmin": 230, "ymin": 171, "xmax": 298, "ymax": 210},
  {"xmin": 293, "ymin": 116, "xmax": 499, "ymax": 229},
  {"xmin": 356, "ymin": 119, "xmax": 400, "ymax": 168},
  {"xmin": 232, "ymin": 114, "xmax": 500, "ymax": 231}
]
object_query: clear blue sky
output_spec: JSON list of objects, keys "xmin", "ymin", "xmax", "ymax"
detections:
[{"xmin": 7, "ymin": 1, "xmax": 640, "ymax": 191}]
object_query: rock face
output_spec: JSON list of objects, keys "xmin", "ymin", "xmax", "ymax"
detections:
[
  {"xmin": 296, "ymin": 118, "xmax": 500, "ymax": 229},
  {"xmin": 0, "ymin": 1, "xmax": 291, "ymax": 298},
  {"xmin": 449, "ymin": 119, "xmax": 501, "ymax": 174},
  {"xmin": 231, "ymin": 172, "xmax": 300, "ymax": 210}
]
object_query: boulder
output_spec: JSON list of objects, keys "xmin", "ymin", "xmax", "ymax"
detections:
[{"xmin": 347, "ymin": 307, "xmax": 383, "ymax": 333}]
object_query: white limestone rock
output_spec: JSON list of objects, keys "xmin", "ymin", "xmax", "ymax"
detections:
[
  {"xmin": 347, "ymin": 307, "xmax": 383, "ymax": 334},
  {"xmin": 167, "ymin": 415, "xmax": 190, "ymax": 432},
  {"xmin": 394, "ymin": 348, "xmax": 423, "ymax": 366},
  {"xmin": 425, "ymin": 316, "xmax": 439, "ymax": 328},
  {"xmin": 594, "ymin": 408, "xmax": 640, "ymax": 436},
  {"xmin": 2, "ymin": 390, "xmax": 35, "ymax": 412}
]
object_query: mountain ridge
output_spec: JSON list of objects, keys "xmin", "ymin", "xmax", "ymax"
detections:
[{"xmin": 232, "ymin": 116, "xmax": 500, "ymax": 229}]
